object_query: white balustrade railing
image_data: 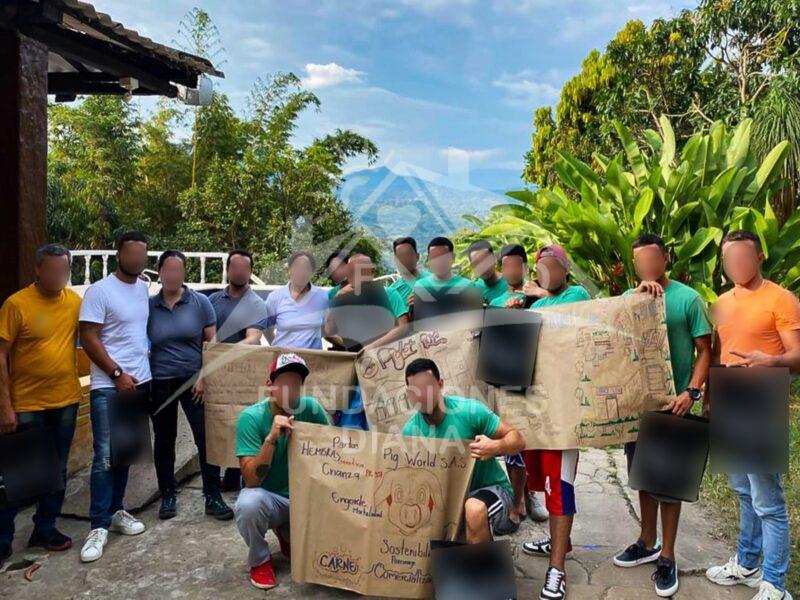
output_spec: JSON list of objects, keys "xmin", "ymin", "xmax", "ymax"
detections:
[{"xmin": 70, "ymin": 250, "xmax": 230, "ymax": 286}]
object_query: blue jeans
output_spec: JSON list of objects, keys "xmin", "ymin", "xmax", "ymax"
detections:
[
  {"xmin": 89, "ymin": 386, "xmax": 148, "ymax": 530},
  {"xmin": 0, "ymin": 403, "xmax": 78, "ymax": 543},
  {"xmin": 729, "ymin": 473, "xmax": 790, "ymax": 590}
]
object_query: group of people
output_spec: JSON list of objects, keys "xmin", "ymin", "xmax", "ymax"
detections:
[{"xmin": 0, "ymin": 227, "xmax": 799, "ymax": 600}]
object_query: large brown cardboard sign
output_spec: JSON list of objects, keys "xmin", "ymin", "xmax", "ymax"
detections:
[
  {"xmin": 288, "ymin": 422, "xmax": 475, "ymax": 598},
  {"xmin": 356, "ymin": 330, "xmax": 490, "ymax": 434},
  {"xmin": 495, "ymin": 293, "xmax": 675, "ymax": 449},
  {"xmin": 203, "ymin": 343, "xmax": 357, "ymax": 468}
]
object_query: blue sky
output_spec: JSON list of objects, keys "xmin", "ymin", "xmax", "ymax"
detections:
[{"xmin": 91, "ymin": 0, "xmax": 695, "ymax": 190}]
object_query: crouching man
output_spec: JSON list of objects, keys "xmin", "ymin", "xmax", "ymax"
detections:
[
  {"xmin": 401, "ymin": 358, "xmax": 525, "ymax": 544},
  {"xmin": 234, "ymin": 353, "xmax": 329, "ymax": 590}
]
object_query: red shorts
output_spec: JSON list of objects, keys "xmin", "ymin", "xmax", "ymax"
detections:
[{"xmin": 523, "ymin": 449, "xmax": 579, "ymax": 516}]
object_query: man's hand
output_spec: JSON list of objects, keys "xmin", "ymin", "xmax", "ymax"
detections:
[
  {"xmin": 504, "ymin": 296, "xmax": 525, "ymax": 309},
  {"xmin": 633, "ymin": 281, "xmax": 664, "ymax": 297},
  {"xmin": 192, "ymin": 378, "xmax": 204, "ymax": 405},
  {"xmin": 336, "ymin": 284, "xmax": 354, "ymax": 297},
  {"xmin": 267, "ymin": 415, "xmax": 294, "ymax": 444},
  {"xmin": 407, "ymin": 293, "xmax": 414, "ymax": 308},
  {"xmin": 728, "ymin": 350, "xmax": 778, "ymax": 368},
  {"xmin": 469, "ymin": 435, "xmax": 498, "ymax": 461},
  {"xmin": 665, "ymin": 391, "xmax": 692, "ymax": 417},
  {"xmin": 114, "ymin": 373, "xmax": 139, "ymax": 393},
  {"xmin": 0, "ymin": 402, "xmax": 17, "ymax": 434},
  {"xmin": 522, "ymin": 281, "xmax": 548, "ymax": 299},
  {"xmin": 702, "ymin": 402, "xmax": 710, "ymax": 419}
]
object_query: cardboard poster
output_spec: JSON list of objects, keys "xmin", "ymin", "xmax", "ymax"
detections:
[
  {"xmin": 288, "ymin": 422, "xmax": 475, "ymax": 598},
  {"xmin": 355, "ymin": 330, "xmax": 490, "ymax": 434},
  {"xmin": 203, "ymin": 343, "xmax": 357, "ymax": 468},
  {"xmin": 495, "ymin": 293, "xmax": 675, "ymax": 449}
]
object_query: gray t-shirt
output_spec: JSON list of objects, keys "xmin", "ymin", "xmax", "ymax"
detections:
[
  {"xmin": 208, "ymin": 286, "xmax": 267, "ymax": 344},
  {"xmin": 148, "ymin": 287, "xmax": 217, "ymax": 380},
  {"xmin": 79, "ymin": 274, "xmax": 151, "ymax": 390}
]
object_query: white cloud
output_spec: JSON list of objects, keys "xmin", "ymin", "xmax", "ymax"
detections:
[
  {"xmin": 492, "ymin": 70, "xmax": 562, "ymax": 108},
  {"xmin": 440, "ymin": 147, "xmax": 501, "ymax": 162},
  {"xmin": 300, "ymin": 62, "xmax": 364, "ymax": 89}
]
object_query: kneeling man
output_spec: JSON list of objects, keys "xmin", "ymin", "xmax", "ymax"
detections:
[
  {"xmin": 401, "ymin": 358, "xmax": 524, "ymax": 544},
  {"xmin": 234, "ymin": 353, "xmax": 329, "ymax": 590}
]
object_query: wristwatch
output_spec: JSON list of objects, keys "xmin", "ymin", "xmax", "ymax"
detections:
[
  {"xmin": 686, "ymin": 387, "xmax": 703, "ymax": 402},
  {"xmin": 109, "ymin": 366, "xmax": 123, "ymax": 380}
]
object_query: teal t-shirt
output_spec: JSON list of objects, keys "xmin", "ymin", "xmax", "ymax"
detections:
[
  {"xmin": 413, "ymin": 273, "xmax": 475, "ymax": 296},
  {"xmin": 386, "ymin": 287, "xmax": 410, "ymax": 320},
  {"xmin": 327, "ymin": 283, "xmax": 343, "ymax": 300},
  {"xmin": 475, "ymin": 275, "xmax": 508, "ymax": 304},
  {"xmin": 530, "ymin": 285, "xmax": 590, "ymax": 308},
  {"xmin": 624, "ymin": 280, "xmax": 712, "ymax": 392},
  {"xmin": 489, "ymin": 289, "xmax": 526, "ymax": 308},
  {"xmin": 402, "ymin": 396, "xmax": 512, "ymax": 495},
  {"xmin": 235, "ymin": 397, "xmax": 330, "ymax": 497},
  {"xmin": 388, "ymin": 271, "xmax": 427, "ymax": 309}
]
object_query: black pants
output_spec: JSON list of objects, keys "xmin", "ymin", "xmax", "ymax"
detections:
[{"xmin": 150, "ymin": 377, "xmax": 220, "ymax": 496}]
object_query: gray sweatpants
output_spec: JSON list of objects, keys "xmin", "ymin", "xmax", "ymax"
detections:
[{"xmin": 234, "ymin": 487, "xmax": 291, "ymax": 567}]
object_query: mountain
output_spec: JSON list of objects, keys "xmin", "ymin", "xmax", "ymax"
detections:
[{"xmin": 339, "ymin": 166, "xmax": 517, "ymax": 248}]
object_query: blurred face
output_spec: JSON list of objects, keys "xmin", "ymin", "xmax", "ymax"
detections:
[
  {"xmin": 117, "ymin": 241, "xmax": 148, "ymax": 277},
  {"xmin": 500, "ymin": 255, "xmax": 526, "ymax": 287},
  {"xmin": 159, "ymin": 256, "xmax": 186, "ymax": 292},
  {"xmin": 328, "ymin": 257, "xmax": 347, "ymax": 284},
  {"xmin": 348, "ymin": 255, "xmax": 375, "ymax": 286},
  {"xmin": 722, "ymin": 240, "xmax": 763, "ymax": 285},
  {"xmin": 535, "ymin": 256, "xmax": 567, "ymax": 291},
  {"xmin": 405, "ymin": 370, "xmax": 443, "ymax": 415},
  {"xmin": 289, "ymin": 255, "xmax": 314, "ymax": 288},
  {"xmin": 36, "ymin": 254, "xmax": 71, "ymax": 293},
  {"xmin": 426, "ymin": 245, "xmax": 454, "ymax": 278},
  {"xmin": 632, "ymin": 244, "xmax": 668, "ymax": 282},
  {"xmin": 469, "ymin": 249, "xmax": 496, "ymax": 280},
  {"xmin": 394, "ymin": 243, "xmax": 419, "ymax": 275},
  {"xmin": 228, "ymin": 254, "xmax": 253, "ymax": 288},
  {"xmin": 269, "ymin": 371, "xmax": 304, "ymax": 410}
]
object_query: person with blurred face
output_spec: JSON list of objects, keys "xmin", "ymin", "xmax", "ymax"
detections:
[
  {"xmin": 411, "ymin": 237, "xmax": 476, "ymax": 315},
  {"xmin": 0, "ymin": 245, "xmax": 81, "ymax": 567},
  {"xmin": 468, "ymin": 240, "xmax": 507, "ymax": 304},
  {"xmin": 147, "ymin": 251, "xmax": 232, "ymax": 522},
  {"xmin": 613, "ymin": 234, "xmax": 713, "ymax": 598},
  {"xmin": 389, "ymin": 237, "xmax": 427, "ymax": 305},
  {"xmin": 520, "ymin": 244, "xmax": 590, "ymax": 600},
  {"xmin": 705, "ymin": 230, "xmax": 800, "ymax": 600},
  {"xmin": 489, "ymin": 244, "xmax": 530, "ymax": 308},
  {"xmin": 324, "ymin": 251, "xmax": 349, "ymax": 300},
  {"xmin": 401, "ymin": 358, "xmax": 525, "ymax": 545},
  {"xmin": 78, "ymin": 231, "xmax": 151, "ymax": 563},
  {"xmin": 265, "ymin": 251, "xmax": 328, "ymax": 350},
  {"xmin": 209, "ymin": 250, "xmax": 267, "ymax": 346},
  {"xmin": 234, "ymin": 354, "xmax": 329, "ymax": 590}
]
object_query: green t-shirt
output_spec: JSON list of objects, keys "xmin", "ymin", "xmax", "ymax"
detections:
[
  {"xmin": 530, "ymin": 285, "xmax": 590, "ymax": 308},
  {"xmin": 327, "ymin": 283, "xmax": 343, "ymax": 300},
  {"xmin": 235, "ymin": 397, "xmax": 330, "ymax": 497},
  {"xmin": 413, "ymin": 273, "xmax": 475, "ymax": 296},
  {"xmin": 386, "ymin": 287, "xmax": 410, "ymax": 320},
  {"xmin": 388, "ymin": 270, "xmax": 428, "ymax": 306},
  {"xmin": 474, "ymin": 275, "xmax": 508, "ymax": 304},
  {"xmin": 624, "ymin": 280, "xmax": 712, "ymax": 392},
  {"xmin": 489, "ymin": 289, "xmax": 526, "ymax": 308},
  {"xmin": 402, "ymin": 396, "xmax": 512, "ymax": 496}
]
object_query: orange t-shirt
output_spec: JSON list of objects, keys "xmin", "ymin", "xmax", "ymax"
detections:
[{"xmin": 714, "ymin": 280, "xmax": 800, "ymax": 365}]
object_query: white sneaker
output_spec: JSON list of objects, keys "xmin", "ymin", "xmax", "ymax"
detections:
[
  {"xmin": 80, "ymin": 528, "xmax": 108, "ymax": 563},
  {"xmin": 526, "ymin": 492, "xmax": 549, "ymax": 522},
  {"xmin": 110, "ymin": 510, "xmax": 145, "ymax": 536},
  {"xmin": 706, "ymin": 555, "xmax": 763, "ymax": 588},
  {"xmin": 751, "ymin": 582, "xmax": 793, "ymax": 600}
]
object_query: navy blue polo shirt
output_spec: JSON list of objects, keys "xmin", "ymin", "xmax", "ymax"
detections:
[
  {"xmin": 148, "ymin": 287, "xmax": 217, "ymax": 379},
  {"xmin": 208, "ymin": 286, "xmax": 268, "ymax": 344}
]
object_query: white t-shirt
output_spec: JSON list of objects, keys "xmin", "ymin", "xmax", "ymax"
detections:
[
  {"xmin": 79, "ymin": 274, "xmax": 151, "ymax": 390},
  {"xmin": 265, "ymin": 283, "xmax": 329, "ymax": 349}
]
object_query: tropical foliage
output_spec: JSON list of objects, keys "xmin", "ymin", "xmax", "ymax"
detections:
[{"xmin": 461, "ymin": 116, "xmax": 799, "ymax": 300}]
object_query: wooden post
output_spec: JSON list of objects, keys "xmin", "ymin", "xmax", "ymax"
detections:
[{"xmin": 0, "ymin": 30, "xmax": 48, "ymax": 303}]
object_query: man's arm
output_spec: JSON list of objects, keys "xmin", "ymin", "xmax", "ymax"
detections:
[
  {"xmin": 239, "ymin": 415, "xmax": 294, "ymax": 487},
  {"xmin": 79, "ymin": 321, "xmax": 137, "ymax": 391},
  {"xmin": 0, "ymin": 340, "xmax": 16, "ymax": 433},
  {"xmin": 667, "ymin": 334, "xmax": 712, "ymax": 416},
  {"xmin": 242, "ymin": 327, "xmax": 264, "ymax": 345},
  {"xmin": 729, "ymin": 329, "xmax": 800, "ymax": 373},
  {"xmin": 469, "ymin": 420, "xmax": 525, "ymax": 460},
  {"xmin": 363, "ymin": 314, "xmax": 410, "ymax": 351}
]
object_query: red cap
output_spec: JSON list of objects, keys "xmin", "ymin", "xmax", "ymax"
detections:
[
  {"xmin": 269, "ymin": 353, "xmax": 310, "ymax": 381},
  {"xmin": 535, "ymin": 244, "xmax": 570, "ymax": 270}
]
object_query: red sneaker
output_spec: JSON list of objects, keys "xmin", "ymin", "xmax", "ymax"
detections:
[
  {"xmin": 273, "ymin": 528, "xmax": 291, "ymax": 559},
  {"xmin": 250, "ymin": 559, "xmax": 277, "ymax": 589}
]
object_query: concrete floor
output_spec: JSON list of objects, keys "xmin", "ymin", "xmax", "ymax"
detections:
[{"xmin": 2, "ymin": 449, "xmax": 759, "ymax": 599}]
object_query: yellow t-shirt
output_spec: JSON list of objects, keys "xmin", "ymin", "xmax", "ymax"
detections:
[{"xmin": 0, "ymin": 284, "xmax": 82, "ymax": 411}]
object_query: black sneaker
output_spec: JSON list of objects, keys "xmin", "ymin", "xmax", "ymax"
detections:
[
  {"xmin": 522, "ymin": 536, "xmax": 573, "ymax": 557},
  {"xmin": 0, "ymin": 540, "xmax": 11, "ymax": 568},
  {"xmin": 27, "ymin": 528, "xmax": 72, "ymax": 551},
  {"xmin": 205, "ymin": 493, "xmax": 234, "ymax": 521},
  {"xmin": 613, "ymin": 539, "xmax": 661, "ymax": 567},
  {"xmin": 159, "ymin": 491, "xmax": 177, "ymax": 520},
  {"xmin": 540, "ymin": 566, "xmax": 567, "ymax": 600},
  {"xmin": 652, "ymin": 557, "xmax": 679, "ymax": 597},
  {"xmin": 493, "ymin": 516, "xmax": 520, "ymax": 536}
]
